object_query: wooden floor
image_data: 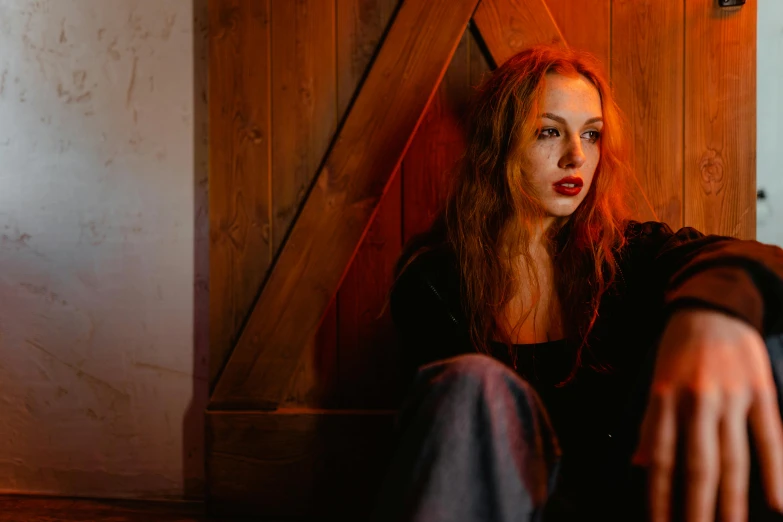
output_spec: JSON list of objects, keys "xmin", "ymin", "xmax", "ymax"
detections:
[{"xmin": 0, "ymin": 496, "xmax": 247, "ymax": 522}]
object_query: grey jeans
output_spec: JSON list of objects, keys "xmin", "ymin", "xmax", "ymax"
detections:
[
  {"xmin": 370, "ymin": 354, "xmax": 560, "ymax": 522},
  {"xmin": 370, "ymin": 335, "xmax": 783, "ymax": 522}
]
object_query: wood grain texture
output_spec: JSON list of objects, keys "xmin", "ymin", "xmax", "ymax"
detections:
[
  {"xmin": 472, "ymin": 0, "xmax": 565, "ymax": 67},
  {"xmin": 211, "ymin": 0, "xmax": 479, "ymax": 410},
  {"xmin": 334, "ymin": 0, "xmax": 403, "ymax": 410},
  {"xmin": 283, "ymin": 0, "xmax": 403, "ymax": 409},
  {"xmin": 208, "ymin": 0, "xmax": 271, "ymax": 387},
  {"xmin": 280, "ymin": 301, "xmax": 339, "ymax": 408},
  {"xmin": 268, "ymin": 0, "xmax": 338, "ymax": 409},
  {"xmin": 684, "ymin": 0, "xmax": 756, "ymax": 239},
  {"xmin": 612, "ymin": 0, "xmax": 684, "ymax": 227},
  {"xmin": 336, "ymin": 0, "xmax": 401, "ymax": 118},
  {"xmin": 403, "ymin": 28, "xmax": 491, "ymax": 243},
  {"xmin": 271, "ymin": 0, "xmax": 337, "ymax": 255},
  {"xmin": 545, "ymin": 0, "xmax": 610, "ymax": 66},
  {"xmin": 206, "ymin": 410, "xmax": 396, "ymax": 520},
  {"xmin": 403, "ymin": 30, "xmax": 471, "ymax": 243}
]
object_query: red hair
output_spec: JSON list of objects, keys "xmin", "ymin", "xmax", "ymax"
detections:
[{"xmin": 397, "ymin": 44, "xmax": 634, "ymax": 379}]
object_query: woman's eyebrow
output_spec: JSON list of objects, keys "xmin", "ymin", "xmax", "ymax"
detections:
[{"xmin": 541, "ymin": 112, "xmax": 603, "ymax": 125}]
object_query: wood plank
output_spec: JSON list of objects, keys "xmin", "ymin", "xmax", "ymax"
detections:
[
  {"xmin": 545, "ymin": 0, "xmax": 609, "ymax": 66},
  {"xmin": 336, "ymin": 0, "xmax": 401, "ymax": 119},
  {"xmin": 401, "ymin": 28, "xmax": 490, "ymax": 244},
  {"xmin": 269, "ymin": 0, "xmax": 339, "ymax": 408},
  {"xmin": 472, "ymin": 0, "xmax": 565, "ymax": 67},
  {"xmin": 271, "ymin": 0, "xmax": 337, "ymax": 254},
  {"xmin": 284, "ymin": 0, "xmax": 403, "ymax": 409},
  {"xmin": 684, "ymin": 0, "xmax": 756, "ymax": 239},
  {"xmin": 469, "ymin": 25, "xmax": 492, "ymax": 89},
  {"xmin": 206, "ymin": 410, "xmax": 396, "ymax": 520},
  {"xmin": 612, "ymin": 0, "xmax": 684, "ymax": 227},
  {"xmin": 211, "ymin": 0, "xmax": 479, "ymax": 410},
  {"xmin": 0, "ymin": 496, "xmax": 209, "ymax": 522},
  {"xmin": 403, "ymin": 30, "xmax": 471, "ymax": 243},
  {"xmin": 335, "ymin": 0, "xmax": 402, "ymax": 410},
  {"xmin": 280, "ymin": 301, "xmax": 339, "ymax": 408},
  {"xmin": 338, "ymin": 172, "xmax": 402, "ymax": 409},
  {"xmin": 208, "ymin": 0, "xmax": 271, "ymax": 387}
]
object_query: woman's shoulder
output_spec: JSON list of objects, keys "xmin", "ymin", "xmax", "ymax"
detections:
[
  {"xmin": 389, "ymin": 241, "xmax": 469, "ymax": 355},
  {"xmin": 623, "ymin": 219, "xmax": 676, "ymax": 241},
  {"xmin": 621, "ymin": 219, "xmax": 717, "ymax": 251},
  {"xmin": 621, "ymin": 219, "xmax": 739, "ymax": 253},
  {"xmin": 396, "ymin": 241, "xmax": 458, "ymax": 281},
  {"xmin": 391, "ymin": 241, "xmax": 463, "ymax": 320}
]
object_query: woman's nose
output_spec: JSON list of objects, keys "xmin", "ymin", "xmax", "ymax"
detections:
[{"xmin": 558, "ymin": 137, "xmax": 586, "ymax": 169}]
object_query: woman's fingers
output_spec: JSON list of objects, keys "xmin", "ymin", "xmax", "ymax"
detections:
[
  {"xmin": 632, "ymin": 388, "xmax": 663, "ymax": 466},
  {"xmin": 683, "ymin": 390, "xmax": 720, "ymax": 522},
  {"xmin": 748, "ymin": 388, "xmax": 783, "ymax": 512},
  {"xmin": 640, "ymin": 387, "xmax": 774, "ymax": 521},
  {"xmin": 639, "ymin": 389, "xmax": 678, "ymax": 522},
  {"xmin": 719, "ymin": 394, "xmax": 751, "ymax": 522}
]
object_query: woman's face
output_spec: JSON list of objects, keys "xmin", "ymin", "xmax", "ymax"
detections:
[{"xmin": 521, "ymin": 72, "xmax": 603, "ymax": 225}]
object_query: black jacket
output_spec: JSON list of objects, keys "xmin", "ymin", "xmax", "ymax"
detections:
[
  {"xmin": 390, "ymin": 220, "xmax": 783, "ymax": 373},
  {"xmin": 388, "ymin": 220, "xmax": 783, "ymax": 512}
]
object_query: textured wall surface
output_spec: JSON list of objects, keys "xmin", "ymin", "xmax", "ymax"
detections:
[
  {"xmin": 0, "ymin": 0, "xmax": 208, "ymax": 499},
  {"xmin": 757, "ymin": 0, "xmax": 783, "ymax": 247}
]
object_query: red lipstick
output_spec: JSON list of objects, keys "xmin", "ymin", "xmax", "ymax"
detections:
[{"xmin": 553, "ymin": 176, "xmax": 583, "ymax": 196}]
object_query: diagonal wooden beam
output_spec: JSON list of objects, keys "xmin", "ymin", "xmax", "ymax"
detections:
[
  {"xmin": 210, "ymin": 0, "xmax": 480, "ymax": 410},
  {"xmin": 473, "ymin": 0, "xmax": 566, "ymax": 67}
]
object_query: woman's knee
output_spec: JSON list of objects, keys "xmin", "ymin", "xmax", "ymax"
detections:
[
  {"xmin": 418, "ymin": 353, "xmax": 527, "ymax": 393},
  {"xmin": 422, "ymin": 353, "xmax": 516, "ymax": 380}
]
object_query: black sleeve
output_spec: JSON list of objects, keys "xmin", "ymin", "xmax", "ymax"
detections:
[
  {"xmin": 629, "ymin": 221, "xmax": 783, "ymax": 337},
  {"xmin": 389, "ymin": 257, "xmax": 474, "ymax": 379}
]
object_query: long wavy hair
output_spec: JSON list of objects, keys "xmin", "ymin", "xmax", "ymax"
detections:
[{"xmin": 395, "ymin": 44, "xmax": 635, "ymax": 378}]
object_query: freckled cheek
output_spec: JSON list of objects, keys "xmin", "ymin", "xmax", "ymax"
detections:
[
  {"xmin": 584, "ymin": 156, "xmax": 600, "ymax": 191},
  {"xmin": 528, "ymin": 142, "xmax": 556, "ymax": 162}
]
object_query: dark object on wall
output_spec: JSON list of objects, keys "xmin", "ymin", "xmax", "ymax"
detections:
[
  {"xmin": 758, "ymin": 189, "xmax": 767, "ymax": 201},
  {"xmin": 719, "ymin": 0, "xmax": 745, "ymax": 7}
]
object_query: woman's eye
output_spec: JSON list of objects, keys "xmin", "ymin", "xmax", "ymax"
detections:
[
  {"xmin": 539, "ymin": 128, "xmax": 560, "ymax": 139},
  {"xmin": 583, "ymin": 130, "xmax": 601, "ymax": 143}
]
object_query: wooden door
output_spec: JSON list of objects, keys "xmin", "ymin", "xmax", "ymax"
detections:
[{"xmin": 207, "ymin": 0, "xmax": 756, "ymax": 519}]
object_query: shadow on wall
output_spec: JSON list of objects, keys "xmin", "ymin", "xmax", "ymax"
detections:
[{"xmin": 183, "ymin": 0, "xmax": 210, "ymax": 499}]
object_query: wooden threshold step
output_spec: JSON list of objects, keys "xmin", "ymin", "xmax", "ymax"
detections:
[{"xmin": 0, "ymin": 495, "xmax": 226, "ymax": 522}]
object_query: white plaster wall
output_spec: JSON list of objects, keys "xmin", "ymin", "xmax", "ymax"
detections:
[
  {"xmin": 757, "ymin": 0, "xmax": 783, "ymax": 247},
  {"xmin": 0, "ymin": 0, "xmax": 209, "ymax": 499}
]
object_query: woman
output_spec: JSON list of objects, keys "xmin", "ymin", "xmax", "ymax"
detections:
[{"xmin": 371, "ymin": 45, "xmax": 783, "ymax": 521}]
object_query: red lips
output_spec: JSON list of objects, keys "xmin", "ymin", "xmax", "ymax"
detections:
[{"xmin": 553, "ymin": 176, "xmax": 583, "ymax": 196}]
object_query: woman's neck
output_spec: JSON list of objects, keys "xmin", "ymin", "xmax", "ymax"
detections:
[
  {"xmin": 493, "ymin": 216, "xmax": 566, "ymax": 345},
  {"xmin": 502, "ymin": 220, "xmax": 555, "ymax": 259}
]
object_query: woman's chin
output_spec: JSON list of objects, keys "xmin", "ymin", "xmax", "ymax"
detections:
[{"xmin": 544, "ymin": 203, "xmax": 580, "ymax": 219}]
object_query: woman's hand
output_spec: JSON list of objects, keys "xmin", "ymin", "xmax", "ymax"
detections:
[{"xmin": 633, "ymin": 309, "xmax": 783, "ymax": 522}]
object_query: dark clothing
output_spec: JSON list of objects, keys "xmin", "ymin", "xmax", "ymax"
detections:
[
  {"xmin": 371, "ymin": 348, "xmax": 783, "ymax": 521},
  {"xmin": 377, "ymin": 220, "xmax": 783, "ymax": 520}
]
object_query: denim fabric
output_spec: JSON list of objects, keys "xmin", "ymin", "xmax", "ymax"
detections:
[{"xmin": 370, "ymin": 354, "xmax": 560, "ymax": 522}]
